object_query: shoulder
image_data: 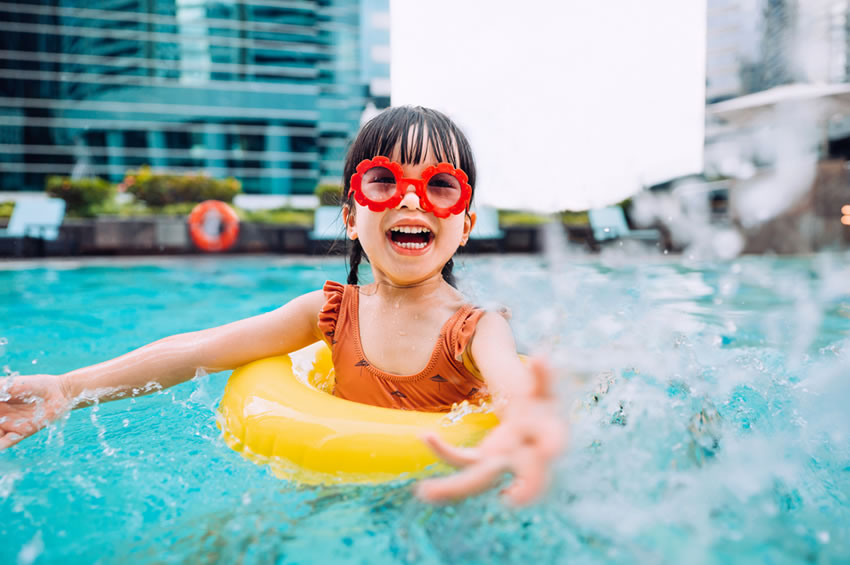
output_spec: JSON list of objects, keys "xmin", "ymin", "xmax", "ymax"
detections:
[
  {"xmin": 271, "ymin": 289, "xmax": 328, "ymax": 326},
  {"xmin": 299, "ymin": 288, "xmax": 329, "ymax": 311},
  {"xmin": 473, "ymin": 310, "xmax": 514, "ymax": 338},
  {"xmin": 458, "ymin": 308, "xmax": 514, "ymax": 356},
  {"xmin": 459, "ymin": 309, "xmax": 518, "ymax": 379},
  {"xmin": 278, "ymin": 286, "xmax": 338, "ymax": 324},
  {"xmin": 316, "ymin": 281, "xmax": 352, "ymax": 342},
  {"xmin": 468, "ymin": 309, "xmax": 517, "ymax": 359}
]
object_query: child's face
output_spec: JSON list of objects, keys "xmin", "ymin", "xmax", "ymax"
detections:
[{"xmin": 344, "ymin": 143, "xmax": 476, "ymax": 286}]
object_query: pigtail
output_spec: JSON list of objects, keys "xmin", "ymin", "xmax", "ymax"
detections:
[
  {"xmin": 441, "ymin": 258, "xmax": 457, "ymax": 288},
  {"xmin": 347, "ymin": 239, "xmax": 363, "ymax": 285}
]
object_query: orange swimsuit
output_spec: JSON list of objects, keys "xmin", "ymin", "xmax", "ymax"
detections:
[{"xmin": 317, "ymin": 281, "xmax": 490, "ymax": 412}]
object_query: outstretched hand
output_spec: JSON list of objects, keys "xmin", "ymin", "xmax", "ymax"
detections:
[
  {"xmin": 417, "ymin": 358, "xmax": 565, "ymax": 506},
  {"xmin": 0, "ymin": 374, "xmax": 72, "ymax": 450}
]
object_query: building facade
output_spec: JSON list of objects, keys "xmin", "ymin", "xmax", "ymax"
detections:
[
  {"xmin": 0, "ymin": 0, "xmax": 389, "ymax": 194},
  {"xmin": 705, "ymin": 0, "xmax": 762, "ymax": 102},
  {"xmin": 706, "ymin": 0, "xmax": 849, "ymax": 103}
]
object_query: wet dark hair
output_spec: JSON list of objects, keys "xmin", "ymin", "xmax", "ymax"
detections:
[{"xmin": 342, "ymin": 106, "xmax": 477, "ymax": 287}]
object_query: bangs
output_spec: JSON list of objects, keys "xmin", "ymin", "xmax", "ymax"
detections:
[
  {"xmin": 343, "ymin": 106, "xmax": 476, "ymax": 194},
  {"xmin": 377, "ymin": 114, "xmax": 459, "ymax": 166}
]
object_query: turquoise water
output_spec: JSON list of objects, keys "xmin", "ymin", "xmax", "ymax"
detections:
[{"xmin": 1, "ymin": 254, "xmax": 849, "ymax": 564}]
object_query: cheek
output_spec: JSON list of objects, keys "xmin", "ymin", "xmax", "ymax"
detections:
[
  {"xmin": 438, "ymin": 216, "xmax": 467, "ymax": 244},
  {"xmin": 352, "ymin": 205, "xmax": 383, "ymax": 240}
]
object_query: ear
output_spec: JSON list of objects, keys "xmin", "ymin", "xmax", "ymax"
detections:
[
  {"xmin": 460, "ymin": 211, "xmax": 476, "ymax": 246},
  {"xmin": 342, "ymin": 205, "xmax": 358, "ymax": 240}
]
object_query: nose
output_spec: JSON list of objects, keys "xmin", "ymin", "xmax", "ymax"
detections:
[{"xmin": 397, "ymin": 182, "xmax": 422, "ymax": 210}]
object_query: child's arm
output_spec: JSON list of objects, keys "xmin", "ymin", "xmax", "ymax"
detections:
[
  {"xmin": 0, "ymin": 290, "xmax": 326, "ymax": 449},
  {"xmin": 417, "ymin": 312, "xmax": 565, "ymax": 505}
]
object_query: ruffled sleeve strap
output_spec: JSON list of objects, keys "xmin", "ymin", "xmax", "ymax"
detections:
[
  {"xmin": 450, "ymin": 306, "xmax": 486, "ymax": 361},
  {"xmin": 317, "ymin": 280, "xmax": 345, "ymax": 347}
]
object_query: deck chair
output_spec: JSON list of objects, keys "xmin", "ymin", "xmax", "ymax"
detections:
[
  {"xmin": 588, "ymin": 206, "xmax": 660, "ymax": 245},
  {"xmin": 0, "ymin": 198, "xmax": 66, "ymax": 257}
]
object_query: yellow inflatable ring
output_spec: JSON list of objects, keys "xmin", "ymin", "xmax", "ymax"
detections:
[{"xmin": 217, "ymin": 343, "xmax": 499, "ymax": 484}]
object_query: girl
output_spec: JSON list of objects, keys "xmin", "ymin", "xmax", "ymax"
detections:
[{"xmin": 0, "ymin": 106, "xmax": 563, "ymax": 505}]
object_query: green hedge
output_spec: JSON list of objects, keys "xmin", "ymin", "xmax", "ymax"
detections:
[
  {"xmin": 498, "ymin": 210, "xmax": 591, "ymax": 226},
  {"xmin": 0, "ymin": 201, "xmax": 14, "ymax": 219},
  {"xmin": 561, "ymin": 210, "xmax": 589, "ymax": 226},
  {"xmin": 315, "ymin": 183, "xmax": 343, "ymax": 206},
  {"xmin": 499, "ymin": 211, "xmax": 549, "ymax": 226},
  {"xmin": 126, "ymin": 166, "xmax": 240, "ymax": 207},
  {"xmin": 240, "ymin": 207, "xmax": 313, "ymax": 226},
  {"xmin": 45, "ymin": 176, "xmax": 116, "ymax": 217}
]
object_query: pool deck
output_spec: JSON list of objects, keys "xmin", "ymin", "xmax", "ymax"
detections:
[{"xmin": 0, "ymin": 217, "xmax": 560, "ymax": 258}]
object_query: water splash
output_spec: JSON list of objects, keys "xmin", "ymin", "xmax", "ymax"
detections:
[
  {"xmin": 16, "ymin": 531, "xmax": 43, "ymax": 565},
  {"xmin": 1, "ymin": 254, "xmax": 849, "ymax": 563}
]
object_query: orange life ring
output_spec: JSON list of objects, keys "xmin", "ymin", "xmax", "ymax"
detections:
[{"xmin": 188, "ymin": 200, "xmax": 240, "ymax": 252}]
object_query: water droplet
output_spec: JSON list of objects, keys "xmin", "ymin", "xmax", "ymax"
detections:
[
  {"xmin": 31, "ymin": 359, "xmax": 38, "ymax": 365},
  {"xmin": 398, "ymin": 330, "xmax": 407, "ymax": 336}
]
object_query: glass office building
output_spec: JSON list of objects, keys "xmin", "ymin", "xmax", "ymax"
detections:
[
  {"xmin": 0, "ymin": 0, "xmax": 389, "ymax": 194},
  {"xmin": 705, "ymin": 0, "xmax": 850, "ymax": 104}
]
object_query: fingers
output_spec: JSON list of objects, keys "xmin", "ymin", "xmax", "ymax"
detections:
[
  {"xmin": 528, "ymin": 358, "xmax": 555, "ymax": 399},
  {"xmin": 421, "ymin": 432, "xmax": 481, "ymax": 467},
  {"xmin": 416, "ymin": 456, "xmax": 506, "ymax": 503},
  {"xmin": 501, "ymin": 451, "xmax": 547, "ymax": 506}
]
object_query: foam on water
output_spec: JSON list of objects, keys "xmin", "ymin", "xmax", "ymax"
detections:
[{"xmin": 0, "ymin": 253, "xmax": 848, "ymax": 564}]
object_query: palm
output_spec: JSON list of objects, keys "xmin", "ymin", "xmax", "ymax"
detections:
[
  {"xmin": 418, "ymin": 358, "xmax": 565, "ymax": 505},
  {"xmin": 0, "ymin": 374, "xmax": 69, "ymax": 449}
]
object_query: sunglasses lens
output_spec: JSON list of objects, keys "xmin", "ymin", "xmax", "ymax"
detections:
[
  {"xmin": 360, "ymin": 166, "xmax": 397, "ymax": 202},
  {"xmin": 426, "ymin": 172, "xmax": 463, "ymax": 208}
]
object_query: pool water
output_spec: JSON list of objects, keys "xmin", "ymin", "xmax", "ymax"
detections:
[{"xmin": 1, "ymin": 253, "xmax": 848, "ymax": 564}]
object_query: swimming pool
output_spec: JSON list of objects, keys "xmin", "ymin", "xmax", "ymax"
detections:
[{"xmin": 1, "ymin": 253, "xmax": 848, "ymax": 564}]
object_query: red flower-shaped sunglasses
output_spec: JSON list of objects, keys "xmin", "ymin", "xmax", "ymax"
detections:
[{"xmin": 348, "ymin": 156, "xmax": 472, "ymax": 218}]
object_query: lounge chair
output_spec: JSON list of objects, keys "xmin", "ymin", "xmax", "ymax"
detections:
[
  {"xmin": 0, "ymin": 198, "xmax": 66, "ymax": 257},
  {"xmin": 588, "ymin": 206, "xmax": 660, "ymax": 248}
]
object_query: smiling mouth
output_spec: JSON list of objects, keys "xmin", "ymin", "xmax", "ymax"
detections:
[{"xmin": 386, "ymin": 226, "xmax": 434, "ymax": 251}]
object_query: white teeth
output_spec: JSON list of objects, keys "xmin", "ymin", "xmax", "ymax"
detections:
[
  {"xmin": 396, "ymin": 241, "xmax": 428, "ymax": 249},
  {"xmin": 390, "ymin": 226, "xmax": 431, "ymax": 234}
]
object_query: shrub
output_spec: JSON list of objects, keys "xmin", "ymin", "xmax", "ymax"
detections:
[
  {"xmin": 240, "ymin": 207, "xmax": 313, "ymax": 226},
  {"xmin": 499, "ymin": 210, "xmax": 548, "ymax": 226},
  {"xmin": 561, "ymin": 210, "xmax": 590, "ymax": 226},
  {"xmin": 45, "ymin": 176, "xmax": 116, "ymax": 217},
  {"xmin": 125, "ymin": 166, "xmax": 240, "ymax": 207},
  {"xmin": 315, "ymin": 183, "xmax": 343, "ymax": 206}
]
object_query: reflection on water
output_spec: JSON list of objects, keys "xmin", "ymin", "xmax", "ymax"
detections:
[{"xmin": 0, "ymin": 253, "xmax": 848, "ymax": 564}]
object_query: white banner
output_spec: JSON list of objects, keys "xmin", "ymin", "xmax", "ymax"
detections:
[{"xmin": 391, "ymin": 1, "xmax": 706, "ymax": 211}]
